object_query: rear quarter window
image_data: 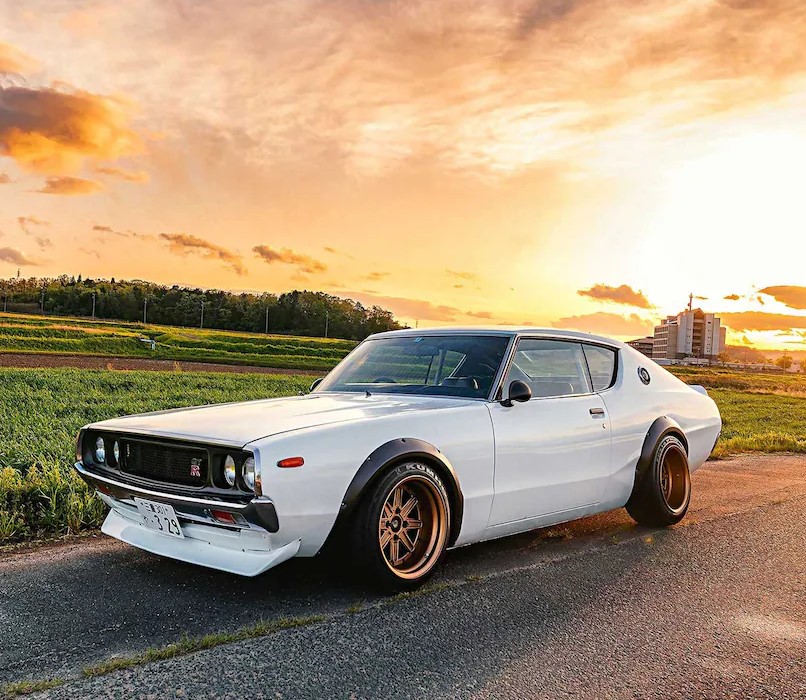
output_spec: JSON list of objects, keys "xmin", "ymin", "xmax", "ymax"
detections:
[{"xmin": 583, "ymin": 344, "xmax": 618, "ymax": 391}]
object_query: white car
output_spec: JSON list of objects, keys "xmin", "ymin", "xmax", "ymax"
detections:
[{"xmin": 75, "ymin": 328, "xmax": 722, "ymax": 591}]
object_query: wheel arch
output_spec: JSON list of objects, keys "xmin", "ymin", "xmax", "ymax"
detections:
[
  {"xmin": 632, "ymin": 416, "xmax": 689, "ymax": 491},
  {"xmin": 325, "ymin": 438, "xmax": 465, "ymax": 550}
]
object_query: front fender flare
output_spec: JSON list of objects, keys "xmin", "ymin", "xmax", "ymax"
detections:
[{"xmin": 328, "ymin": 438, "xmax": 464, "ymax": 549}]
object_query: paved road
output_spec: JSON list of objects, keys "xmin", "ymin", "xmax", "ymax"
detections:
[{"xmin": 1, "ymin": 455, "xmax": 804, "ymax": 698}]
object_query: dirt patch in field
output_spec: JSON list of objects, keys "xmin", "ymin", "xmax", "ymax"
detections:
[{"xmin": 0, "ymin": 352, "xmax": 317, "ymax": 375}]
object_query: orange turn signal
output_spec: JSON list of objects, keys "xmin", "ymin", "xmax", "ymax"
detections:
[{"xmin": 277, "ymin": 456, "xmax": 305, "ymax": 468}]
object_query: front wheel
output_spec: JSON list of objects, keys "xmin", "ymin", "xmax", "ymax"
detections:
[
  {"xmin": 626, "ymin": 434, "xmax": 691, "ymax": 527},
  {"xmin": 350, "ymin": 462, "xmax": 450, "ymax": 592}
]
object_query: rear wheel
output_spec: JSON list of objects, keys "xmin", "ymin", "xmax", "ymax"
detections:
[
  {"xmin": 350, "ymin": 462, "xmax": 450, "ymax": 592},
  {"xmin": 626, "ymin": 434, "xmax": 691, "ymax": 527}
]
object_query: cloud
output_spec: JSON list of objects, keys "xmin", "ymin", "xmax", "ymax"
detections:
[
  {"xmin": 467, "ymin": 310, "xmax": 493, "ymax": 319},
  {"xmin": 0, "ymin": 85, "xmax": 140, "ymax": 174},
  {"xmin": 323, "ymin": 246, "xmax": 355, "ymax": 260},
  {"xmin": 340, "ymin": 291, "xmax": 464, "ymax": 322},
  {"xmin": 34, "ymin": 237, "xmax": 52, "ymax": 249},
  {"xmin": 720, "ymin": 311, "xmax": 806, "ymax": 332},
  {"xmin": 95, "ymin": 165, "xmax": 149, "ymax": 183},
  {"xmin": 723, "ymin": 293, "xmax": 742, "ymax": 301},
  {"xmin": 160, "ymin": 233, "xmax": 245, "ymax": 275},
  {"xmin": 447, "ymin": 269, "xmax": 478, "ymax": 282},
  {"xmin": 17, "ymin": 216, "xmax": 50, "ymax": 235},
  {"xmin": 0, "ymin": 42, "xmax": 38, "ymax": 75},
  {"xmin": 36, "ymin": 176, "xmax": 103, "ymax": 195},
  {"xmin": 0, "ymin": 173, "xmax": 10, "ymax": 184},
  {"xmin": 252, "ymin": 245, "xmax": 327, "ymax": 274},
  {"xmin": 0, "ymin": 247, "xmax": 40, "ymax": 265},
  {"xmin": 363, "ymin": 271, "xmax": 389, "ymax": 281},
  {"xmin": 758, "ymin": 285, "xmax": 806, "ymax": 310},
  {"xmin": 577, "ymin": 284, "xmax": 652, "ymax": 309},
  {"xmin": 552, "ymin": 312, "xmax": 654, "ymax": 337}
]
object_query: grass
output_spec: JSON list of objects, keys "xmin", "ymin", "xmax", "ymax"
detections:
[
  {"xmin": 0, "ymin": 312, "xmax": 355, "ymax": 371},
  {"xmin": 1, "ymin": 679, "xmax": 65, "ymax": 698},
  {"xmin": 0, "ymin": 368, "xmax": 310, "ymax": 543}
]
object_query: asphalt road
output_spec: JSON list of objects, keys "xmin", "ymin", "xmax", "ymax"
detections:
[{"xmin": 1, "ymin": 454, "xmax": 804, "ymax": 699}]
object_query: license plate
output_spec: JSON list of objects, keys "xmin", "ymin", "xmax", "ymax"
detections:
[{"xmin": 134, "ymin": 498, "xmax": 184, "ymax": 539}]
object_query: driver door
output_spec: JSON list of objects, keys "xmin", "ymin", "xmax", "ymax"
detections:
[{"xmin": 487, "ymin": 338, "xmax": 612, "ymax": 528}]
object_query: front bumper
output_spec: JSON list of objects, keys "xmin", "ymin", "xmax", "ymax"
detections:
[{"xmin": 75, "ymin": 461, "xmax": 298, "ymax": 577}]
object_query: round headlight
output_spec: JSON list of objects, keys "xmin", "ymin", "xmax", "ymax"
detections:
[
  {"xmin": 112, "ymin": 441, "xmax": 120, "ymax": 465},
  {"xmin": 224, "ymin": 455, "xmax": 236, "ymax": 486},
  {"xmin": 94, "ymin": 436, "xmax": 106, "ymax": 464},
  {"xmin": 243, "ymin": 457, "xmax": 256, "ymax": 490}
]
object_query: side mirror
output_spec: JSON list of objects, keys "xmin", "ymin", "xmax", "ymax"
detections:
[
  {"xmin": 309, "ymin": 378, "xmax": 324, "ymax": 392},
  {"xmin": 501, "ymin": 380, "xmax": 531, "ymax": 407}
]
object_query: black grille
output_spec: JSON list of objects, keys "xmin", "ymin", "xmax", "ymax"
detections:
[{"xmin": 120, "ymin": 440, "xmax": 209, "ymax": 487}]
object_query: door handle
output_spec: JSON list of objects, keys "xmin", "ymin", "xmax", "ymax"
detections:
[{"xmin": 589, "ymin": 407, "xmax": 605, "ymax": 418}]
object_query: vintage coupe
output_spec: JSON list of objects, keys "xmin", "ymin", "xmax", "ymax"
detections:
[{"xmin": 75, "ymin": 328, "xmax": 721, "ymax": 590}]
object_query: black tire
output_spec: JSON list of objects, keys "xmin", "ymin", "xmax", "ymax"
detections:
[
  {"xmin": 626, "ymin": 434, "xmax": 691, "ymax": 527},
  {"xmin": 350, "ymin": 461, "xmax": 450, "ymax": 593}
]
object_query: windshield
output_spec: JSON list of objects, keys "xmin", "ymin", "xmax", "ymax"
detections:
[{"xmin": 315, "ymin": 334, "xmax": 510, "ymax": 399}]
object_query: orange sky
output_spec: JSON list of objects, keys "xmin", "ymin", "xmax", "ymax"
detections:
[{"xmin": 1, "ymin": 0, "xmax": 805, "ymax": 348}]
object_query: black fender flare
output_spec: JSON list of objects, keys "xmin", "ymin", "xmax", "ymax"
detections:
[
  {"xmin": 327, "ymin": 438, "xmax": 465, "ymax": 549},
  {"xmin": 631, "ymin": 416, "xmax": 689, "ymax": 494}
]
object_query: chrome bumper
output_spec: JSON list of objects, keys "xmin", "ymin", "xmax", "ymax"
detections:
[{"xmin": 74, "ymin": 461, "xmax": 279, "ymax": 533}]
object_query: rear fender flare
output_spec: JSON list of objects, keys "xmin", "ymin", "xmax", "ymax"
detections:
[{"xmin": 632, "ymin": 416, "xmax": 689, "ymax": 492}]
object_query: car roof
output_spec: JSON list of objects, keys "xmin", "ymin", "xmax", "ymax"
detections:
[{"xmin": 368, "ymin": 326, "xmax": 625, "ymax": 348}]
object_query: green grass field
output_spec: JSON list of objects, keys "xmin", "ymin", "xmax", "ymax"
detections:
[
  {"xmin": 0, "ymin": 312, "xmax": 356, "ymax": 370},
  {"xmin": 0, "ymin": 364, "xmax": 803, "ymax": 544}
]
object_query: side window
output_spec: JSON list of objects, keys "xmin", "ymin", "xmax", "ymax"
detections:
[
  {"xmin": 505, "ymin": 339, "xmax": 591, "ymax": 397},
  {"xmin": 582, "ymin": 344, "xmax": 618, "ymax": 392}
]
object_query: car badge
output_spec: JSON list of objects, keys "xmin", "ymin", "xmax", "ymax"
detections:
[{"xmin": 190, "ymin": 458, "xmax": 202, "ymax": 478}]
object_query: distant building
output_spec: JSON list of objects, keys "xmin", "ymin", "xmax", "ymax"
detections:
[
  {"xmin": 627, "ymin": 336, "xmax": 654, "ymax": 357},
  {"xmin": 651, "ymin": 308, "xmax": 725, "ymax": 361}
]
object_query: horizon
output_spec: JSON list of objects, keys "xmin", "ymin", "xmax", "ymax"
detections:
[{"xmin": 1, "ymin": 2, "xmax": 805, "ymax": 349}]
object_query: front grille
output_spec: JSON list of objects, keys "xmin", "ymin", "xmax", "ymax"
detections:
[{"xmin": 120, "ymin": 440, "xmax": 209, "ymax": 487}]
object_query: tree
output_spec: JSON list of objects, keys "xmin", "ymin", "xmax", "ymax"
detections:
[{"xmin": 775, "ymin": 354, "xmax": 793, "ymax": 371}]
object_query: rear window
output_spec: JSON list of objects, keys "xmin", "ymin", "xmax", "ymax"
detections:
[{"xmin": 582, "ymin": 344, "xmax": 617, "ymax": 391}]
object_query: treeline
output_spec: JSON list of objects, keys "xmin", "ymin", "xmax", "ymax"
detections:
[{"xmin": 0, "ymin": 276, "xmax": 404, "ymax": 340}]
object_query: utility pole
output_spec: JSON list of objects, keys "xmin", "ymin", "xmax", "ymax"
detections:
[
  {"xmin": 265, "ymin": 307, "xmax": 269, "ymax": 334},
  {"xmin": 3, "ymin": 286, "xmax": 7, "ymax": 313},
  {"xmin": 688, "ymin": 293, "xmax": 693, "ymax": 312},
  {"xmin": 324, "ymin": 309, "xmax": 329, "ymax": 338},
  {"xmin": 40, "ymin": 285, "xmax": 45, "ymax": 313},
  {"xmin": 91, "ymin": 292, "xmax": 96, "ymax": 319},
  {"xmin": 143, "ymin": 299, "xmax": 148, "ymax": 324},
  {"xmin": 200, "ymin": 299, "xmax": 205, "ymax": 329}
]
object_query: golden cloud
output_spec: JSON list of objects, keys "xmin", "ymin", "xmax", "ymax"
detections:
[
  {"xmin": 0, "ymin": 173, "xmax": 10, "ymax": 184},
  {"xmin": 0, "ymin": 43, "xmax": 38, "ymax": 75},
  {"xmin": 553, "ymin": 312, "xmax": 654, "ymax": 337},
  {"xmin": 253, "ymin": 245, "xmax": 327, "ymax": 274},
  {"xmin": 159, "ymin": 233, "xmax": 246, "ymax": 275},
  {"xmin": 36, "ymin": 176, "xmax": 103, "ymax": 195},
  {"xmin": 723, "ymin": 293, "xmax": 742, "ymax": 301},
  {"xmin": 720, "ymin": 311, "xmax": 806, "ymax": 332},
  {"xmin": 758, "ymin": 285, "xmax": 806, "ymax": 310},
  {"xmin": 96, "ymin": 165, "xmax": 149, "ymax": 183},
  {"xmin": 0, "ymin": 246, "xmax": 40, "ymax": 265},
  {"xmin": 578, "ymin": 284, "xmax": 652, "ymax": 309},
  {"xmin": 17, "ymin": 216, "xmax": 50, "ymax": 234},
  {"xmin": 0, "ymin": 85, "xmax": 140, "ymax": 174}
]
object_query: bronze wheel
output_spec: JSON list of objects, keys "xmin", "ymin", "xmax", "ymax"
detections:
[
  {"xmin": 626, "ymin": 433, "xmax": 691, "ymax": 527},
  {"xmin": 377, "ymin": 474, "xmax": 448, "ymax": 580},
  {"xmin": 659, "ymin": 442, "xmax": 689, "ymax": 512},
  {"xmin": 350, "ymin": 461, "xmax": 451, "ymax": 592}
]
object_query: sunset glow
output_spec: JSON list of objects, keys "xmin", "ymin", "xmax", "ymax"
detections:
[{"xmin": 1, "ymin": 0, "xmax": 805, "ymax": 348}]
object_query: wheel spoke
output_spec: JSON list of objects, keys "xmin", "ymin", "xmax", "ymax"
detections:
[
  {"xmin": 399, "ymin": 529, "xmax": 417, "ymax": 553},
  {"xmin": 379, "ymin": 529, "xmax": 393, "ymax": 548},
  {"xmin": 405, "ymin": 519, "xmax": 423, "ymax": 531},
  {"xmin": 382, "ymin": 503, "xmax": 394, "ymax": 520},
  {"xmin": 390, "ymin": 537, "xmax": 400, "ymax": 564},
  {"xmin": 400, "ymin": 496, "xmax": 418, "ymax": 518},
  {"xmin": 392, "ymin": 486, "xmax": 403, "ymax": 511}
]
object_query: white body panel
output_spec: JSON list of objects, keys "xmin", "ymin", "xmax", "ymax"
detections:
[{"xmin": 78, "ymin": 327, "xmax": 722, "ymax": 576}]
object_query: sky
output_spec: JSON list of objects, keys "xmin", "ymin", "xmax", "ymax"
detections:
[{"xmin": 1, "ymin": 0, "xmax": 805, "ymax": 349}]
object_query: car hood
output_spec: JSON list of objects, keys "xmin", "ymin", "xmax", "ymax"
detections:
[{"xmin": 88, "ymin": 392, "xmax": 480, "ymax": 446}]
